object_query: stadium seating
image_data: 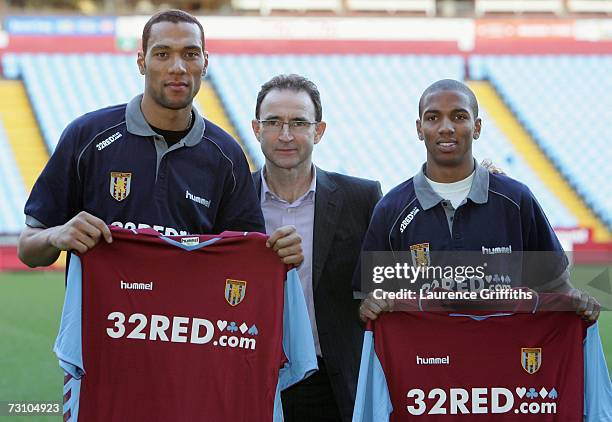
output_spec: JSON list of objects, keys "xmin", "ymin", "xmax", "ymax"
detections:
[
  {"xmin": 472, "ymin": 107, "xmax": 576, "ymax": 227},
  {"xmin": 3, "ymin": 53, "xmax": 142, "ymax": 152},
  {"xmin": 567, "ymin": 0, "xmax": 612, "ymax": 13},
  {"xmin": 231, "ymin": 0, "xmax": 342, "ymax": 13},
  {"xmin": 470, "ymin": 55, "xmax": 612, "ymax": 228},
  {"xmin": 0, "ymin": 121, "xmax": 27, "ymax": 233},
  {"xmin": 474, "ymin": 0, "xmax": 564, "ymax": 15},
  {"xmin": 231, "ymin": 0, "xmax": 435, "ymax": 14},
  {"xmin": 210, "ymin": 54, "xmax": 465, "ymax": 187},
  {"xmin": 2, "ymin": 53, "xmax": 579, "ymax": 230},
  {"xmin": 211, "ymin": 54, "xmax": 577, "ymax": 227},
  {"xmin": 345, "ymin": 0, "xmax": 435, "ymax": 15}
]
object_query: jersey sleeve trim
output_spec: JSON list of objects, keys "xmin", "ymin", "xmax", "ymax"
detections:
[
  {"xmin": 352, "ymin": 330, "xmax": 392, "ymax": 422},
  {"xmin": 53, "ymin": 254, "xmax": 85, "ymax": 379},
  {"xmin": 584, "ymin": 322, "xmax": 612, "ymax": 421},
  {"xmin": 278, "ymin": 268, "xmax": 318, "ymax": 391},
  {"xmin": 25, "ymin": 214, "xmax": 46, "ymax": 229}
]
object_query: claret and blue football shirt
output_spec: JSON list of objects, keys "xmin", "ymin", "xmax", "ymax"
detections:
[
  {"xmin": 352, "ymin": 296, "xmax": 612, "ymax": 421},
  {"xmin": 55, "ymin": 227, "xmax": 317, "ymax": 421}
]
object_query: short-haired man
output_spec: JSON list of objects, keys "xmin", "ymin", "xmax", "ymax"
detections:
[
  {"xmin": 358, "ymin": 79, "xmax": 599, "ymax": 321},
  {"xmin": 252, "ymin": 74, "xmax": 382, "ymax": 422},
  {"xmin": 18, "ymin": 10, "xmax": 302, "ymax": 267}
]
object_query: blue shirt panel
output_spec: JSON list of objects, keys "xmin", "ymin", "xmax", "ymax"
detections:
[{"xmin": 274, "ymin": 268, "xmax": 319, "ymax": 421}]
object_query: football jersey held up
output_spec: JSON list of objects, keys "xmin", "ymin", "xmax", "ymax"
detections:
[
  {"xmin": 55, "ymin": 227, "xmax": 317, "ymax": 421},
  {"xmin": 353, "ymin": 298, "xmax": 612, "ymax": 421}
]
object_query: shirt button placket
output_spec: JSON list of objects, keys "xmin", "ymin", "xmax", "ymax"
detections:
[
  {"xmin": 155, "ymin": 159, "xmax": 168, "ymax": 204},
  {"xmin": 451, "ymin": 213, "xmax": 463, "ymax": 249}
]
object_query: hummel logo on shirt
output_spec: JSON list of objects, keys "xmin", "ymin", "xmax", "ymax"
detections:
[
  {"xmin": 482, "ymin": 245, "xmax": 513, "ymax": 255},
  {"xmin": 185, "ymin": 190, "xmax": 211, "ymax": 208},
  {"xmin": 120, "ymin": 280, "xmax": 153, "ymax": 290}
]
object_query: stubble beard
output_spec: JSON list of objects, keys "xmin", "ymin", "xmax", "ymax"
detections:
[{"xmin": 155, "ymin": 90, "xmax": 194, "ymax": 111}]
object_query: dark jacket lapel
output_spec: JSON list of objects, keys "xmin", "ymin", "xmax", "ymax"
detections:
[
  {"xmin": 252, "ymin": 169, "xmax": 262, "ymax": 200},
  {"xmin": 312, "ymin": 168, "xmax": 341, "ymax": 291}
]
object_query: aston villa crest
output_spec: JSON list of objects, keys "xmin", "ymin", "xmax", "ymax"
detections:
[
  {"xmin": 110, "ymin": 172, "xmax": 131, "ymax": 201},
  {"xmin": 225, "ymin": 279, "xmax": 247, "ymax": 306},
  {"xmin": 521, "ymin": 348, "xmax": 542, "ymax": 374},
  {"xmin": 410, "ymin": 243, "xmax": 430, "ymax": 267}
]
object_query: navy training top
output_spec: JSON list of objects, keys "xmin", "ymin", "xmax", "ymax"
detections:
[{"xmin": 25, "ymin": 94, "xmax": 265, "ymax": 236}]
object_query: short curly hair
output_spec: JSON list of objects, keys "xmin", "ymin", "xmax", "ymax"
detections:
[{"xmin": 141, "ymin": 9, "xmax": 205, "ymax": 55}]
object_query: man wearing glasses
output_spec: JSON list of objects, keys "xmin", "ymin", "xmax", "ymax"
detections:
[{"xmin": 251, "ymin": 74, "xmax": 382, "ymax": 422}]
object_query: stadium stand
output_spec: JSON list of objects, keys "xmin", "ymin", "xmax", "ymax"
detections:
[
  {"xmin": 474, "ymin": 0, "xmax": 564, "ymax": 15},
  {"xmin": 210, "ymin": 54, "xmax": 465, "ymax": 186},
  {"xmin": 210, "ymin": 54, "xmax": 577, "ymax": 227},
  {"xmin": 567, "ymin": 0, "xmax": 612, "ymax": 13},
  {"xmin": 231, "ymin": 0, "xmax": 342, "ymax": 13},
  {"xmin": 0, "ymin": 120, "xmax": 28, "ymax": 234},
  {"xmin": 1, "ymin": 53, "xmax": 590, "ymax": 231},
  {"xmin": 232, "ymin": 0, "xmax": 436, "ymax": 15},
  {"xmin": 0, "ymin": 81, "xmax": 48, "ymax": 192},
  {"xmin": 3, "ymin": 53, "xmax": 142, "ymax": 152},
  {"xmin": 470, "ymin": 55, "xmax": 612, "ymax": 228},
  {"xmin": 344, "ymin": 0, "xmax": 436, "ymax": 15},
  {"xmin": 471, "ymin": 107, "xmax": 577, "ymax": 228}
]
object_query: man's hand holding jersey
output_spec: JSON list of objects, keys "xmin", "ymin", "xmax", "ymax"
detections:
[
  {"xmin": 267, "ymin": 225, "xmax": 304, "ymax": 266},
  {"xmin": 18, "ymin": 211, "xmax": 112, "ymax": 267},
  {"xmin": 48, "ymin": 211, "xmax": 113, "ymax": 253},
  {"xmin": 359, "ymin": 292, "xmax": 395, "ymax": 322},
  {"xmin": 569, "ymin": 288, "xmax": 601, "ymax": 322}
]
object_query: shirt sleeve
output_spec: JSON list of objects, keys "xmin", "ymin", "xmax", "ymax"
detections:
[
  {"xmin": 584, "ymin": 322, "xmax": 612, "ymax": 422},
  {"xmin": 274, "ymin": 268, "xmax": 318, "ymax": 421},
  {"xmin": 24, "ymin": 121, "xmax": 82, "ymax": 228},
  {"xmin": 352, "ymin": 330, "xmax": 392, "ymax": 422},
  {"xmin": 53, "ymin": 253, "xmax": 85, "ymax": 379},
  {"xmin": 521, "ymin": 190, "xmax": 569, "ymax": 291},
  {"xmin": 212, "ymin": 148, "xmax": 265, "ymax": 233}
]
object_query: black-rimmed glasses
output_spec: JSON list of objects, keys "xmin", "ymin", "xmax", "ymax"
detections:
[{"xmin": 258, "ymin": 119, "xmax": 318, "ymax": 135}]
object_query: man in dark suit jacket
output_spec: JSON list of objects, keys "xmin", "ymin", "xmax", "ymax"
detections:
[{"xmin": 251, "ymin": 74, "xmax": 382, "ymax": 422}]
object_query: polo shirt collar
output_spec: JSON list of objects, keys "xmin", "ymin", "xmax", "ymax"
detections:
[
  {"xmin": 125, "ymin": 94, "xmax": 205, "ymax": 147},
  {"xmin": 414, "ymin": 159, "xmax": 489, "ymax": 210}
]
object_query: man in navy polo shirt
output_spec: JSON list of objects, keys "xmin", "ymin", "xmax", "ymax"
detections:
[
  {"xmin": 358, "ymin": 79, "xmax": 599, "ymax": 321},
  {"xmin": 17, "ymin": 9, "xmax": 302, "ymax": 268}
]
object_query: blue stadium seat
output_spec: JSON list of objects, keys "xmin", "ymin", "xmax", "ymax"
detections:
[
  {"xmin": 470, "ymin": 55, "xmax": 612, "ymax": 228},
  {"xmin": 3, "ymin": 53, "xmax": 142, "ymax": 152},
  {"xmin": 0, "ymin": 121, "xmax": 27, "ymax": 233}
]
